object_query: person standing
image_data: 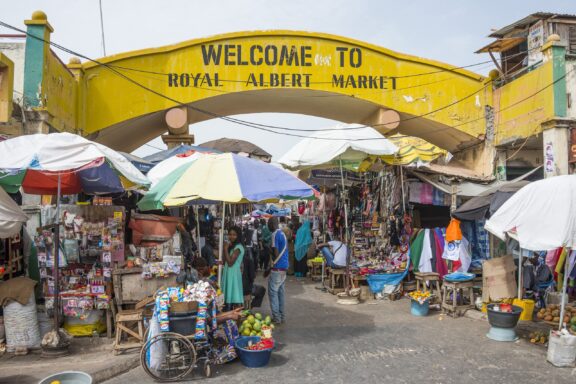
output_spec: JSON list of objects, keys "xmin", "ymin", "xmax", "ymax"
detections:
[
  {"xmin": 267, "ymin": 217, "xmax": 288, "ymax": 324},
  {"xmin": 259, "ymin": 218, "xmax": 272, "ymax": 271},
  {"xmin": 222, "ymin": 226, "xmax": 245, "ymax": 310},
  {"xmin": 251, "ymin": 220, "xmax": 260, "ymax": 270}
]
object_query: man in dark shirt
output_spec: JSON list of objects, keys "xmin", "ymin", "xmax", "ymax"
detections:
[{"xmin": 201, "ymin": 237, "xmax": 217, "ymax": 267}]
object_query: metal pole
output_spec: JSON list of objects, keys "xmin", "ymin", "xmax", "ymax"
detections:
[
  {"xmin": 518, "ymin": 248, "xmax": 523, "ymax": 300},
  {"xmin": 53, "ymin": 173, "xmax": 61, "ymax": 330},
  {"xmin": 98, "ymin": 0, "xmax": 107, "ymax": 56},
  {"xmin": 558, "ymin": 250, "xmax": 571, "ymax": 330},
  {"xmin": 218, "ymin": 202, "xmax": 226, "ymax": 287},
  {"xmin": 195, "ymin": 206, "xmax": 201, "ymax": 251},
  {"xmin": 399, "ymin": 166, "xmax": 406, "ymax": 214},
  {"xmin": 339, "ymin": 159, "xmax": 350, "ymax": 292}
]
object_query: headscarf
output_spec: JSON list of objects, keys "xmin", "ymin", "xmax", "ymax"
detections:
[{"xmin": 295, "ymin": 220, "xmax": 313, "ymax": 262}]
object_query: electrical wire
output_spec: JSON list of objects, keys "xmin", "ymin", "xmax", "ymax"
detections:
[{"xmin": 0, "ymin": 19, "xmax": 559, "ymax": 141}]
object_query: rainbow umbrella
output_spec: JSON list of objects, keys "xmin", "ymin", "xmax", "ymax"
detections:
[
  {"xmin": 138, "ymin": 152, "xmax": 315, "ymax": 210},
  {"xmin": 138, "ymin": 152, "xmax": 315, "ymax": 284}
]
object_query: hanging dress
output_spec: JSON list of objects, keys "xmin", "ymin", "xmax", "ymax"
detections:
[{"xmin": 222, "ymin": 244, "xmax": 244, "ymax": 305}]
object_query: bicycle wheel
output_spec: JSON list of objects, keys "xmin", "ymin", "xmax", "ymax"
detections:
[{"xmin": 141, "ymin": 332, "xmax": 197, "ymax": 382}]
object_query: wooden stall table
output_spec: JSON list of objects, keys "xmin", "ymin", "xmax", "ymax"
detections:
[
  {"xmin": 414, "ymin": 272, "xmax": 441, "ymax": 304},
  {"xmin": 326, "ymin": 268, "xmax": 346, "ymax": 294},
  {"xmin": 307, "ymin": 259, "xmax": 323, "ymax": 281},
  {"xmin": 441, "ymin": 280, "xmax": 475, "ymax": 318}
]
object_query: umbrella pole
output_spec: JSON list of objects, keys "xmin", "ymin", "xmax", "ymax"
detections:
[
  {"xmin": 518, "ymin": 248, "xmax": 523, "ymax": 299},
  {"xmin": 53, "ymin": 173, "xmax": 61, "ymax": 331},
  {"xmin": 195, "ymin": 206, "xmax": 201, "ymax": 251},
  {"xmin": 218, "ymin": 202, "xmax": 226, "ymax": 287},
  {"xmin": 339, "ymin": 159, "xmax": 350, "ymax": 292},
  {"xmin": 558, "ymin": 249, "xmax": 571, "ymax": 330},
  {"xmin": 399, "ymin": 165, "xmax": 406, "ymax": 215}
]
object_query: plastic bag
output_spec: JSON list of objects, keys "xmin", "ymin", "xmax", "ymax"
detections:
[
  {"xmin": 445, "ymin": 218, "xmax": 462, "ymax": 242},
  {"xmin": 147, "ymin": 316, "xmax": 167, "ymax": 371}
]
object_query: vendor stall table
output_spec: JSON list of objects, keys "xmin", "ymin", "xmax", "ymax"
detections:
[
  {"xmin": 326, "ymin": 268, "xmax": 346, "ymax": 294},
  {"xmin": 441, "ymin": 280, "xmax": 475, "ymax": 318},
  {"xmin": 415, "ymin": 272, "xmax": 441, "ymax": 304}
]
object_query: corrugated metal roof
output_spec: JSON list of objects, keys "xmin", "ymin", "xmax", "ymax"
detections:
[{"xmin": 489, "ymin": 12, "xmax": 576, "ymax": 38}]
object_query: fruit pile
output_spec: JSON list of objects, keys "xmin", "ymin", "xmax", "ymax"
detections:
[
  {"xmin": 536, "ymin": 304, "xmax": 576, "ymax": 329},
  {"xmin": 408, "ymin": 290, "xmax": 431, "ymax": 304},
  {"xmin": 529, "ymin": 330, "xmax": 548, "ymax": 345},
  {"xmin": 239, "ymin": 312, "xmax": 274, "ymax": 337}
]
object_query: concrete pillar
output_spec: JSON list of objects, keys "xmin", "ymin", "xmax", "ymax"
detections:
[
  {"xmin": 540, "ymin": 35, "xmax": 573, "ymax": 178},
  {"xmin": 495, "ymin": 150, "xmax": 507, "ymax": 181},
  {"xmin": 542, "ymin": 118, "xmax": 573, "ymax": 177},
  {"xmin": 23, "ymin": 10, "xmax": 53, "ymax": 134}
]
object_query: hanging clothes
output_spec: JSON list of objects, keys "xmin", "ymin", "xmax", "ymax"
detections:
[
  {"xmin": 419, "ymin": 229, "xmax": 433, "ymax": 273},
  {"xmin": 457, "ymin": 237, "xmax": 472, "ymax": 273},
  {"xmin": 433, "ymin": 228, "xmax": 448, "ymax": 278},
  {"xmin": 556, "ymin": 248, "xmax": 568, "ymax": 290},
  {"xmin": 410, "ymin": 229, "xmax": 425, "ymax": 272},
  {"xmin": 295, "ymin": 220, "xmax": 312, "ymax": 262}
]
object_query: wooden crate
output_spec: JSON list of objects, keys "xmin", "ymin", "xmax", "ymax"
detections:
[{"xmin": 113, "ymin": 267, "xmax": 178, "ymax": 306}]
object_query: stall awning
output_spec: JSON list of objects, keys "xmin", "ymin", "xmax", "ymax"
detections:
[
  {"xmin": 411, "ymin": 166, "xmax": 541, "ymax": 198},
  {"xmin": 475, "ymin": 37, "xmax": 525, "ymax": 53}
]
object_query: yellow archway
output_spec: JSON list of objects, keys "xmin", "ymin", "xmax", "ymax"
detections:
[{"xmin": 72, "ymin": 31, "xmax": 489, "ymax": 152}]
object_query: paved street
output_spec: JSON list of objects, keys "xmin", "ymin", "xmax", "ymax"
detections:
[{"xmin": 106, "ymin": 277, "xmax": 576, "ymax": 384}]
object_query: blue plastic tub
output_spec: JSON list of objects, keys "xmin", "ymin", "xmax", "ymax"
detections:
[
  {"xmin": 235, "ymin": 336, "xmax": 273, "ymax": 368},
  {"xmin": 410, "ymin": 299, "xmax": 430, "ymax": 316}
]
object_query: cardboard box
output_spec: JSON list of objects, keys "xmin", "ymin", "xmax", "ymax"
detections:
[{"xmin": 482, "ymin": 255, "xmax": 517, "ymax": 301}]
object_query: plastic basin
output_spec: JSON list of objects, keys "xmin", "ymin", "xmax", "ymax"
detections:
[
  {"xmin": 487, "ymin": 304, "xmax": 522, "ymax": 328},
  {"xmin": 411, "ymin": 299, "xmax": 430, "ymax": 317},
  {"xmin": 39, "ymin": 371, "xmax": 92, "ymax": 384},
  {"xmin": 235, "ymin": 336, "xmax": 272, "ymax": 368}
]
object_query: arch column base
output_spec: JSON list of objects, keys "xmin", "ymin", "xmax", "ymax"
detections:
[{"xmin": 161, "ymin": 133, "xmax": 195, "ymax": 149}]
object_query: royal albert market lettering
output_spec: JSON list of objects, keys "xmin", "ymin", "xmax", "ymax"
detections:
[{"xmin": 167, "ymin": 44, "xmax": 396, "ymax": 90}]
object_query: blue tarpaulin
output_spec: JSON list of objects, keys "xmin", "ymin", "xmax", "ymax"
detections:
[{"xmin": 366, "ymin": 258, "xmax": 411, "ymax": 294}]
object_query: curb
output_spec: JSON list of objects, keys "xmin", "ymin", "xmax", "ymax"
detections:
[
  {"xmin": 92, "ymin": 354, "xmax": 140, "ymax": 383},
  {"xmin": 464, "ymin": 309, "xmax": 488, "ymax": 322}
]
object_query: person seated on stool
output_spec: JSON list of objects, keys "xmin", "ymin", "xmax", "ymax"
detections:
[{"xmin": 316, "ymin": 236, "xmax": 348, "ymax": 269}]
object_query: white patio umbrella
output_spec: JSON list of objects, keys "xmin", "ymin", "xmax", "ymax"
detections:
[
  {"xmin": 485, "ymin": 175, "xmax": 576, "ymax": 330},
  {"xmin": 279, "ymin": 124, "xmax": 398, "ymax": 293},
  {"xmin": 0, "ymin": 187, "xmax": 28, "ymax": 238}
]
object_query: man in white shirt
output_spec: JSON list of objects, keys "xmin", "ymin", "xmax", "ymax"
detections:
[{"xmin": 317, "ymin": 237, "xmax": 348, "ymax": 268}]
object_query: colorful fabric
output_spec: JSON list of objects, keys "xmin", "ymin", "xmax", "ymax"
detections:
[
  {"xmin": 419, "ymin": 229, "xmax": 433, "ymax": 273},
  {"xmin": 213, "ymin": 319, "xmax": 240, "ymax": 364},
  {"xmin": 433, "ymin": 229, "xmax": 448, "ymax": 278},
  {"xmin": 410, "ymin": 230, "xmax": 425, "ymax": 272},
  {"xmin": 295, "ymin": 220, "xmax": 313, "ymax": 262}
]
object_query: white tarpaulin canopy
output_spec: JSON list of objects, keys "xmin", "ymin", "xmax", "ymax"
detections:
[
  {"xmin": 0, "ymin": 187, "xmax": 28, "ymax": 238},
  {"xmin": 278, "ymin": 124, "xmax": 398, "ymax": 170},
  {"xmin": 485, "ymin": 175, "xmax": 576, "ymax": 251}
]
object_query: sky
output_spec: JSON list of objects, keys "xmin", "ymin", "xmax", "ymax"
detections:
[{"xmin": 2, "ymin": 0, "xmax": 575, "ymax": 159}]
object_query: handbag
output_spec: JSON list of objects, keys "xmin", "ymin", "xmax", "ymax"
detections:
[{"xmin": 264, "ymin": 230, "xmax": 287, "ymax": 278}]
